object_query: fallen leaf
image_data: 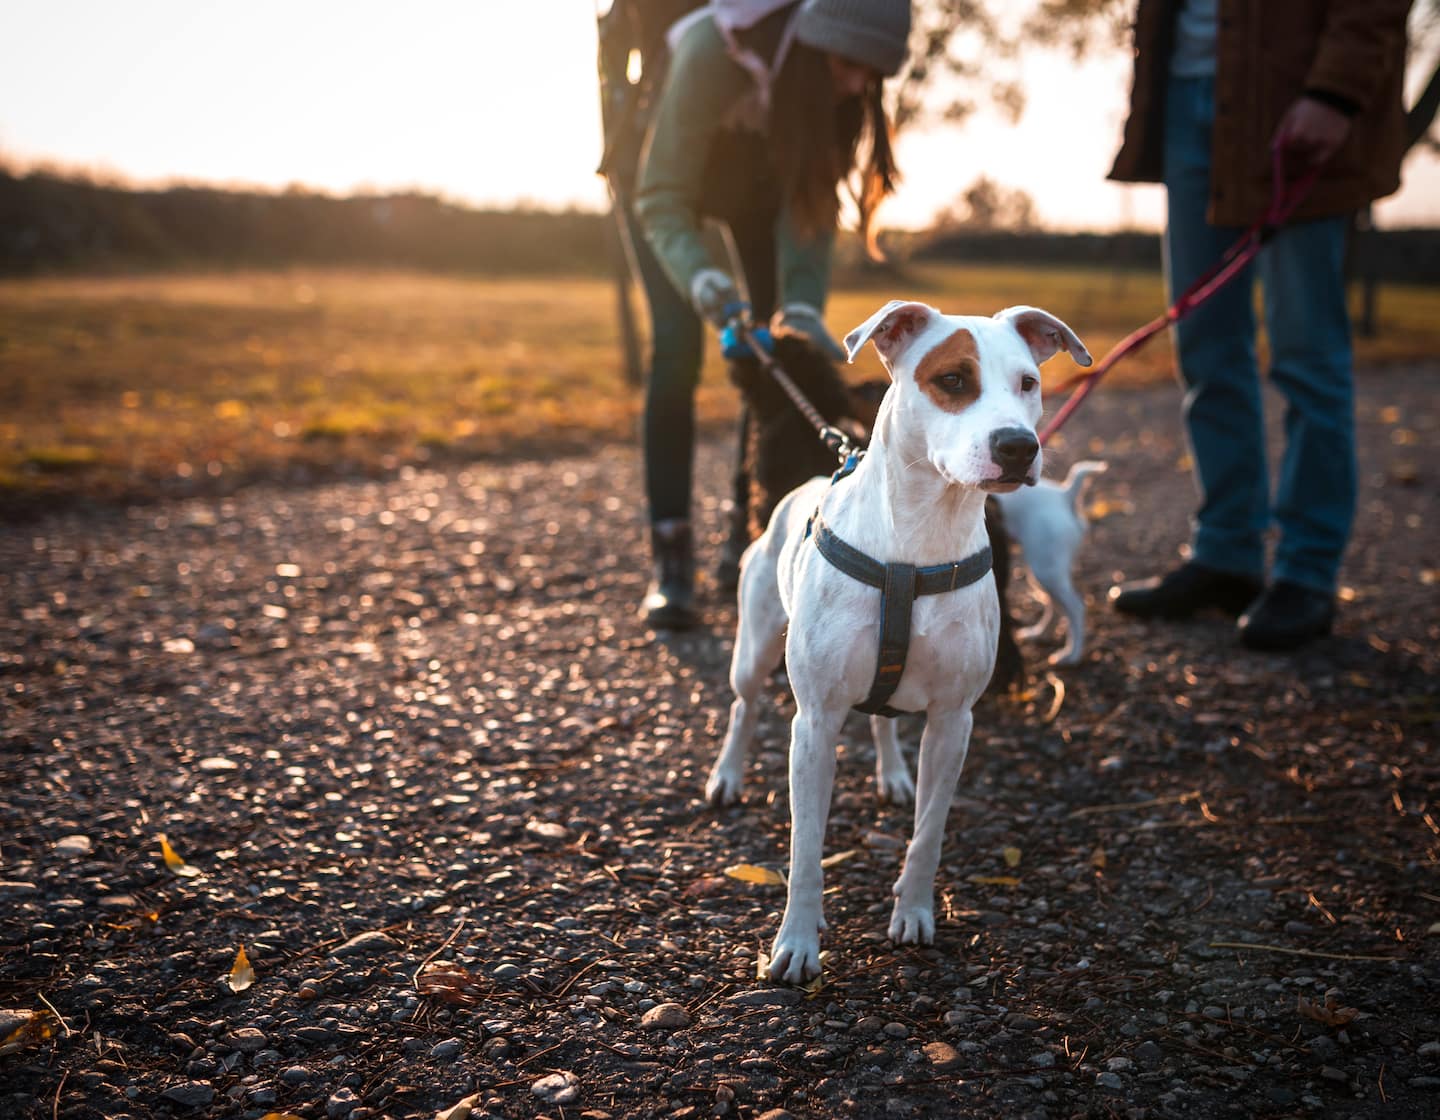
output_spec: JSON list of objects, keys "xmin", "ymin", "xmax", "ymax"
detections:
[
  {"xmin": 434, "ymin": 1095, "xmax": 481, "ymax": 1120},
  {"xmin": 0, "ymin": 1009, "xmax": 58, "ymax": 1058},
  {"xmin": 159, "ymin": 834, "xmax": 201, "ymax": 878},
  {"xmin": 1091, "ymin": 846, "xmax": 1108, "ymax": 870},
  {"xmin": 228, "ymin": 945, "xmax": 255, "ymax": 993},
  {"xmin": 1002, "ymin": 846, "xmax": 1022, "ymax": 868},
  {"xmin": 1296, "ymin": 993, "xmax": 1358, "ymax": 1027},
  {"xmin": 261, "ymin": 1114, "xmax": 307, "ymax": 1120},
  {"xmin": 967, "ymin": 875, "xmax": 1021, "ymax": 887},
  {"xmin": 416, "ymin": 962, "xmax": 484, "ymax": 1007},
  {"xmin": 724, "ymin": 864, "xmax": 786, "ymax": 886}
]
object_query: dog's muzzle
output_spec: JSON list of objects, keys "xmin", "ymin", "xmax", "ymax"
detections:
[{"xmin": 989, "ymin": 427, "xmax": 1039, "ymax": 483}]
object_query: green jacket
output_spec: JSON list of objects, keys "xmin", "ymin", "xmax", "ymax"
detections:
[{"xmin": 633, "ymin": 12, "xmax": 832, "ymax": 310}]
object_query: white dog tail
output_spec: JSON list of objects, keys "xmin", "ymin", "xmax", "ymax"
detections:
[{"xmin": 1061, "ymin": 460, "xmax": 1108, "ymax": 517}]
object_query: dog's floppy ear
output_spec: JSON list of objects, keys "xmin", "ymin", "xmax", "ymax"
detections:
[
  {"xmin": 994, "ymin": 306, "xmax": 1093, "ymax": 368},
  {"xmin": 843, "ymin": 301, "xmax": 937, "ymax": 367}
]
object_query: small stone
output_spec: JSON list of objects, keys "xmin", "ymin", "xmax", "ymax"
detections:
[
  {"xmin": 1418, "ymin": 1041, "xmax": 1440, "ymax": 1060},
  {"xmin": 327, "ymin": 1086, "xmax": 360, "ymax": 1117},
  {"xmin": 531, "ymin": 1071, "xmax": 581, "ymax": 1105},
  {"xmin": 1320, "ymin": 1066, "xmax": 1348, "ymax": 1084},
  {"xmin": 923, "ymin": 1041, "xmax": 961, "ymax": 1070},
  {"xmin": 526, "ymin": 819, "xmax": 569, "ymax": 841},
  {"xmin": 882, "ymin": 1022, "xmax": 909, "ymax": 1039},
  {"xmin": 1135, "ymin": 1041, "xmax": 1164, "ymax": 1065},
  {"xmin": 756, "ymin": 1111, "xmax": 797, "ymax": 1120},
  {"xmin": 1030, "ymin": 1051, "xmax": 1056, "ymax": 1069},
  {"xmin": 1096, "ymin": 1072, "xmax": 1124, "ymax": 1091},
  {"xmin": 1409, "ymin": 1076, "xmax": 1440, "ymax": 1090},
  {"xmin": 640, "ymin": 1002, "xmax": 691, "ymax": 1031},
  {"xmin": 98, "ymin": 894, "xmax": 138, "ymax": 910},
  {"xmin": 54, "ymin": 835, "xmax": 92, "ymax": 856},
  {"xmin": 331, "ymin": 931, "xmax": 401, "ymax": 958},
  {"xmin": 492, "ymin": 962, "xmax": 523, "ymax": 981},
  {"xmin": 429, "ymin": 1038, "xmax": 463, "ymax": 1060},
  {"xmin": 1105, "ymin": 1056, "xmax": 1135, "ymax": 1073},
  {"xmin": 280, "ymin": 1066, "xmax": 313, "ymax": 1085},
  {"xmin": 160, "ymin": 1082, "xmax": 215, "ymax": 1109},
  {"xmin": 223, "ymin": 1027, "xmax": 267, "ymax": 1053}
]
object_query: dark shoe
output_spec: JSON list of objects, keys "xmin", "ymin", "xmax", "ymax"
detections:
[
  {"xmin": 1238, "ymin": 581, "xmax": 1334, "ymax": 651},
  {"xmin": 641, "ymin": 519, "xmax": 699, "ymax": 630},
  {"xmin": 1110, "ymin": 562, "xmax": 1263, "ymax": 620}
]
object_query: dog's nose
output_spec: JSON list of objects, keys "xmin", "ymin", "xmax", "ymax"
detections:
[{"xmin": 990, "ymin": 427, "xmax": 1039, "ymax": 474}]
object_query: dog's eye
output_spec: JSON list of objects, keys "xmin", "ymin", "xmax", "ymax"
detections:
[
  {"xmin": 937, "ymin": 371, "xmax": 967, "ymax": 394},
  {"xmin": 1020, "ymin": 374, "xmax": 1039, "ymax": 393}
]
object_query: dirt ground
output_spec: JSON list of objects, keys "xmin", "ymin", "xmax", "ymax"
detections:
[{"xmin": 1, "ymin": 362, "xmax": 1437, "ymax": 1119}]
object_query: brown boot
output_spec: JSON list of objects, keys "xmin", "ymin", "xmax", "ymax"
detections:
[{"xmin": 641, "ymin": 519, "xmax": 699, "ymax": 630}]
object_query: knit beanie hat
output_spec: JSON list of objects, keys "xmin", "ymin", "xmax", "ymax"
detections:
[{"xmin": 793, "ymin": 0, "xmax": 912, "ymax": 78}]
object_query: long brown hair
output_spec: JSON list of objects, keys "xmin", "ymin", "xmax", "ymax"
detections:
[{"xmin": 769, "ymin": 41, "xmax": 899, "ymax": 257}]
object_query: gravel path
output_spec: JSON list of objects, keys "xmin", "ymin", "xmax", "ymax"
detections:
[{"xmin": 2, "ymin": 363, "xmax": 1437, "ymax": 1119}]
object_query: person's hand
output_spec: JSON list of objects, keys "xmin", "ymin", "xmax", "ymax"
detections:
[
  {"xmin": 690, "ymin": 268, "xmax": 743, "ymax": 327},
  {"xmin": 771, "ymin": 302, "xmax": 846, "ymax": 362},
  {"xmin": 1273, "ymin": 96, "xmax": 1352, "ymax": 177}
]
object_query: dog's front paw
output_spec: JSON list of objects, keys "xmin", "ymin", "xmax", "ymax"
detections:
[
  {"xmin": 704, "ymin": 763, "xmax": 744, "ymax": 807},
  {"xmin": 768, "ymin": 922, "xmax": 823, "ymax": 984},
  {"xmin": 877, "ymin": 767, "xmax": 915, "ymax": 805},
  {"xmin": 888, "ymin": 902, "xmax": 936, "ymax": 946}
]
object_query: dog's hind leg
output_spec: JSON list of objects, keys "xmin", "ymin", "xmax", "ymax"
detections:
[
  {"xmin": 870, "ymin": 715, "xmax": 914, "ymax": 804},
  {"xmin": 1015, "ymin": 583, "xmax": 1054, "ymax": 642},
  {"xmin": 1027, "ymin": 553, "xmax": 1086, "ymax": 665},
  {"xmin": 889, "ymin": 707, "xmax": 974, "ymax": 946},
  {"xmin": 707, "ymin": 554, "xmax": 787, "ymax": 806}
]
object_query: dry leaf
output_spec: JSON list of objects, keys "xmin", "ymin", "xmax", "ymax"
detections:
[
  {"xmin": 820, "ymin": 849, "xmax": 859, "ymax": 869},
  {"xmin": 261, "ymin": 1114, "xmax": 308, "ymax": 1120},
  {"xmin": 227, "ymin": 945, "xmax": 255, "ymax": 993},
  {"xmin": 1091, "ymin": 846, "xmax": 1108, "ymax": 870},
  {"xmin": 724, "ymin": 863, "xmax": 786, "ymax": 886},
  {"xmin": 434, "ymin": 1095, "xmax": 481, "ymax": 1120},
  {"xmin": 1297, "ymin": 994, "xmax": 1358, "ymax": 1027},
  {"xmin": 159, "ymin": 834, "xmax": 201, "ymax": 878},
  {"xmin": 416, "ymin": 962, "xmax": 485, "ymax": 1007},
  {"xmin": 0, "ymin": 1009, "xmax": 59, "ymax": 1057},
  {"xmin": 1002, "ymin": 846, "xmax": 1022, "ymax": 868},
  {"xmin": 967, "ymin": 874, "xmax": 1021, "ymax": 887}
]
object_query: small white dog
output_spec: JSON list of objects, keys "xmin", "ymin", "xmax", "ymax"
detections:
[
  {"xmin": 708, "ymin": 300, "xmax": 1090, "ymax": 983},
  {"xmin": 993, "ymin": 460, "xmax": 1107, "ymax": 666}
]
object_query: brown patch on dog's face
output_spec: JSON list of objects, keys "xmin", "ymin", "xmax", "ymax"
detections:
[{"xmin": 914, "ymin": 329, "xmax": 982, "ymax": 413}]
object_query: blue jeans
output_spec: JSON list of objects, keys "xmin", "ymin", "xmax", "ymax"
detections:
[{"xmin": 1163, "ymin": 75, "xmax": 1355, "ymax": 594}]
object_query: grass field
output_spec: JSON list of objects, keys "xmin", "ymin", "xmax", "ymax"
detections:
[{"xmin": 3, "ymin": 265, "xmax": 1438, "ymax": 507}]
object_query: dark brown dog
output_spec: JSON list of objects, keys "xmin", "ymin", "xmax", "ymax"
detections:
[{"xmin": 727, "ymin": 330, "xmax": 1025, "ymax": 692}]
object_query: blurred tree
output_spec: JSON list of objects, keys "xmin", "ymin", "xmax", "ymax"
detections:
[{"xmin": 931, "ymin": 175, "xmax": 1038, "ymax": 231}]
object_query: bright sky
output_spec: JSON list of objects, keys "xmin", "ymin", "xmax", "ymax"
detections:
[{"xmin": 2, "ymin": 0, "xmax": 1437, "ymax": 232}]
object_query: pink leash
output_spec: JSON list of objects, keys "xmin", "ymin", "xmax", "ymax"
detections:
[{"xmin": 1037, "ymin": 146, "xmax": 1321, "ymax": 446}]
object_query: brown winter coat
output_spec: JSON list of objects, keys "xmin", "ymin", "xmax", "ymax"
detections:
[{"xmin": 1108, "ymin": 0, "xmax": 1412, "ymax": 226}]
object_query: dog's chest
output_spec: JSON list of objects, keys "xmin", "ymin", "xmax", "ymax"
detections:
[{"xmin": 786, "ymin": 561, "xmax": 1000, "ymax": 712}]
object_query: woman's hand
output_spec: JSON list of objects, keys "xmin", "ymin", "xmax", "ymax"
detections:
[
  {"xmin": 690, "ymin": 269, "xmax": 743, "ymax": 326},
  {"xmin": 771, "ymin": 303, "xmax": 845, "ymax": 362}
]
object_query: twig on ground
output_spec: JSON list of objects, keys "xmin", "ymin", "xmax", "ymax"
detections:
[
  {"xmin": 412, "ymin": 917, "xmax": 468, "ymax": 991},
  {"xmin": 1208, "ymin": 941, "xmax": 1402, "ymax": 962}
]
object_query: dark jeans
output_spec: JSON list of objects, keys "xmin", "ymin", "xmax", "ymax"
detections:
[{"xmin": 618, "ymin": 150, "xmax": 780, "ymax": 526}]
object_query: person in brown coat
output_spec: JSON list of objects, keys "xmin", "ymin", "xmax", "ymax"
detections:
[{"xmin": 1106, "ymin": 0, "xmax": 1412, "ymax": 650}]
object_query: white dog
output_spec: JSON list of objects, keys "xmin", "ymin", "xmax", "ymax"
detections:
[
  {"xmin": 708, "ymin": 300, "xmax": 1091, "ymax": 983},
  {"xmin": 993, "ymin": 460, "xmax": 1107, "ymax": 666}
]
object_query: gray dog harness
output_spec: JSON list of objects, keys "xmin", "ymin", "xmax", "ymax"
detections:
[{"xmin": 809, "ymin": 514, "xmax": 993, "ymax": 718}]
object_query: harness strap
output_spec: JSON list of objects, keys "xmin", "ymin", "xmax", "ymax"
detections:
[{"xmin": 811, "ymin": 515, "xmax": 993, "ymax": 717}]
